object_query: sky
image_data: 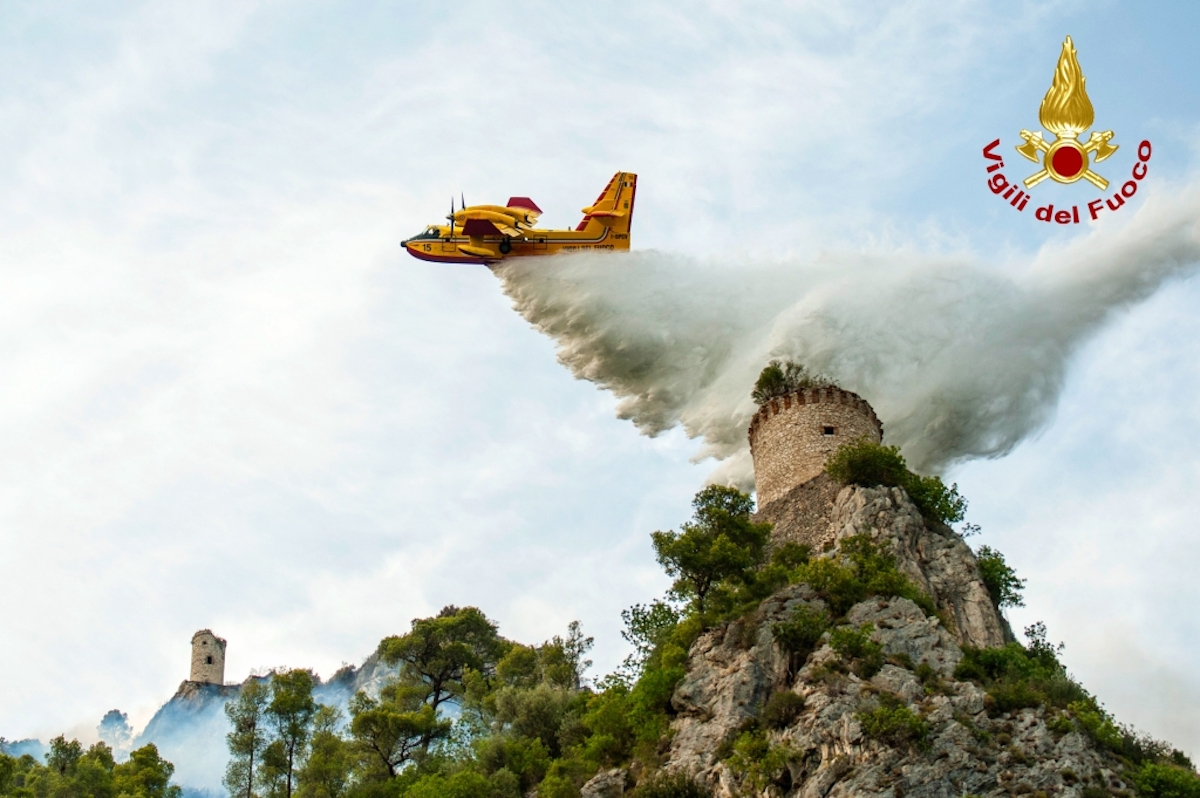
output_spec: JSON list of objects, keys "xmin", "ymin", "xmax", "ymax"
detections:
[{"xmin": 2, "ymin": 0, "xmax": 1200, "ymax": 761}]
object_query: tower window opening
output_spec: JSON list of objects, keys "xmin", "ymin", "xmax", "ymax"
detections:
[
  {"xmin": 823, "ymin": 426, "xmax": 836, "ymax": 436},
  {"xmin": 206, "ymin": 656, "xmax": 213, "ymax": 665}
]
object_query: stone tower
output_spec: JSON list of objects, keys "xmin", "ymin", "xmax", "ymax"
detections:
[
  {"xmin": 748, "ymin": 385, "xmax": 882, "ymax": 509},
  {"xmin": 190, "ymin": 629, "xmax": 227, "ymax": 685}
]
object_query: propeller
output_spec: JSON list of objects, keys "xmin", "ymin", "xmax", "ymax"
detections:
[{"xmin": 448, "ymin": 196, "xmax": 455, "ymax": 237}]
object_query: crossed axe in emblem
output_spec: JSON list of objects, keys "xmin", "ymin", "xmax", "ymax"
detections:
[{"xmin": 1016, "ymin": 129, "xmax": 1119, "ymax": 190}]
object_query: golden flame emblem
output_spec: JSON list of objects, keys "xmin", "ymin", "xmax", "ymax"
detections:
[{"xmin": 1016, "ymin": 36, "xmax": 1118, "ymax": 190}]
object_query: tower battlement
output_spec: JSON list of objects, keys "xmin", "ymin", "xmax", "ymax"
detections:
[{"xmin": 748, "ymin": 386, "xmax": 882, "ymax": 507}]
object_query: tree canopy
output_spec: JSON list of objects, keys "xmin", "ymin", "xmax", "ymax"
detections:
[
  {"xmin": 650, "ymin": 485, "xmax": 771, "ymax": 614},
  {"xmin": 1, "ymin": 741, "xmax": 180, "ymax": 798},
  {"xmin": 378, "ymin": 605, "xmax": 507, "ymax": 712}
]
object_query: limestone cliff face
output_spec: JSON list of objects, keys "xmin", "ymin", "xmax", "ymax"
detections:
[
  {"xmin": 829, "ymin": 484, "xmax": 1011, "ymax": 651},
  {"xmin": 757, "ymin": 477, "xmax": 1010, "ymax": 650},
  {"xmin": 648, "ymin": 483, "xmax": 1129, "ymax": 798},
  {"xmin": 322, "ymin": 652, "xmax": 397, "ymax": 700}
]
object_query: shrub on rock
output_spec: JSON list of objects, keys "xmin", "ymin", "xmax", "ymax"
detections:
[{"xmin": 825, "ymin": 439, "xmax": 966, "ymax": 526}]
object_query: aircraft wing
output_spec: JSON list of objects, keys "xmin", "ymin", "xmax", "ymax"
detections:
[{"xmin": 455, "ymin": 210, "xmax": 526, "ymax": 238}]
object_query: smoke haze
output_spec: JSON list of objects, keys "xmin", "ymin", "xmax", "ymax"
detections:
[{"xmin": 497, "ymin": 184, "xmax": 1200, "ymax": 486}]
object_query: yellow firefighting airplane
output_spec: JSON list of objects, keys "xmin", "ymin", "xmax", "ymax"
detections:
[{"xmin": 402, "ymin": 171, "xmax": 636, "ymax": 266}]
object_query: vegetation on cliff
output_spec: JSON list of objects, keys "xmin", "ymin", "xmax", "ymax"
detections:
[
  {"xmin": 650, "ymin": 486, "xmax": 772, "ymax": 615},
  {"xmin": 954, "ymin": 622, "xmax": 1197, "ymax": 786},
  {"xmin": 825, "ymin": 437, "xmax": 967, "ymax": 526},
  {"xmin": 196, "ymin": 476, "xmax": 1200, "ymax": 798},
  {"xmin": 11, "ymin": 469, "xmax": 1195, "ymax": 798},
  {"xmin": 11, "ymin": 468, "xmax": 1190, "ymax": 796},
  {"xmin": 975, "ymin": 545, "xmax": 1027, "ymax": 609}
]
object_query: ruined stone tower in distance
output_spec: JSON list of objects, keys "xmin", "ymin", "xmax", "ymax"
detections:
[
  {"xmin": 189, "ymin": 629, "xmax": 226, "ymax": 685},
  {"xmin": 748, "ymin": 385, "xmax": 882, "ymax": 509}
]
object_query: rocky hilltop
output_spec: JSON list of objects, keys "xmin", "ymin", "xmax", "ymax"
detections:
[
  {"xmin": 603, "ymin": 480, "xmax": 1143, "ymax": 798},
  {"xmin": 15, "ymin": 417, "xmax": 1186, "ymax": 798}
]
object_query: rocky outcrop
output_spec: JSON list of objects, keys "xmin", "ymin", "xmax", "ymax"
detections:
[
  {"xmin": 580, "ymin": 767, "xmax": 629, "ymax": 797},
  {"xmin": 670, "ymin": 584, "xmax": 813, "ymax": 774},
  {"xmin": 319, "ymin": 652, "xmax": 397, "ymax": 703},
  {"xmin": 667, "ymin": 592, "xmax": 1129, "ymax": 797},
  {"xmin": 828, "ymin": 484, "xmax": 1010, "ymax": 650},
  {"xmin": 759, "ymin": 478, "xmax": 1009, "ymax": 650},
  {"xmin": 662, "ymin": 484, "xmax": 1127, "ymax": 797}
]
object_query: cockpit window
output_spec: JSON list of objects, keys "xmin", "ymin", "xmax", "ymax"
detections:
[{"xmin": 409, "ymin": 227, "xmax": 443, "ymax": 240}]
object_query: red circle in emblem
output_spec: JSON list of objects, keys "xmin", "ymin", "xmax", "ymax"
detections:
[{"xmin": 1051, "ymin": 145, "xmax": 1085, "ymax": 178}]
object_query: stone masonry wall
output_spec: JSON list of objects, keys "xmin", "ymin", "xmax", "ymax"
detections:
[
  {"xmin": 748, "ymin": 387, "xmax": 882, "ymax": 506},
  {"xmin": 189, "ymin": 629, "xmax": 226, "ymax": 685},
  {"xmin": 754, "ymin": 473, "xmax": 841, "ymax": 552}
]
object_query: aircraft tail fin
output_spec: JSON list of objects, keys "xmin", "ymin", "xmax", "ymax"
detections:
[{"xmin": 576, "ymin": 172, "xmax": 637, "ymax": 241}]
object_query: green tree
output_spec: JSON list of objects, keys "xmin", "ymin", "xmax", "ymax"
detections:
[
  {"xmin": 476, "ymin": 734, "xmax": 552, "ymax": 792},
  {"xmin": 1132, "ymin": 762, "xmax": 1200, "ymax": 798},
  {"xmin": 378, "ymin": 606, "xmax": 507, "ymax": 714},
  {"xmin": 73, "ymin": 743, "xmax": 116, "ymax": 798},
  {"xmin": 650, "ymin": 485, "xmax": 771, "ymax": 614},
  {"xmin": 829, "ymin": 623, "xmax": 885, "ymax": 677},
  {"xmin": 0, "ymin": 752, "xmax": 15, "ymax": 795},
  {"xmin": 488, "ymin": 622, "xmax": 593, "ymax": 696},
  {"xmin": 539, "ymin": 621, "xmax": 594, "ymax": 690},
  {"xmin": 258, "ymin": 741, "xmax": 289, "ymax": 798},
  {"xmin": 771, "ymin": 605, "xmax": 830, "ymax": 664},
  {"xmin": 112, "ymin": 744, "xmax": 182, "ymax": 798},
  {"xmin": 751, "ymin": 360, "xmax": 828, "ymax": 405},
  {"xmin": 824, "ymin": 438, "xmax": 907, "ymax": 487},
  {"xmin": 265, "ymin": 670, "xmax": 319, "ymax": 798},
  {"xmin": 975, "ymin": 545, "xmax": 1026, "ymax": 609},
  {"xmin": 46, "ymin": 736, "xmax": 83, "ymax": 776},
  {"xmin": 348, "ymin": 684, "xmax": 449, "ymax": 778},
  {"xmin": 296, "ymin": 707, "xmax": 351, "ymax": 798},
  {"xmin": 857, "ymin": 694, "xmax": 929, "ymax": 749},
  {"xmin": 225, "ymin": 678, "xmax": 271, "ymax": 798},
  {"xmin": 492, "ymin": 644, "xmax": 544, "ymax": 694},
  {"xmin": 1, "ymin": 738, "xmax": 182, "ymax": 798},
  {"xmin": 619, "ymin": 601, "xmax": 681, "ymax": 677},
  {"xmin": 490, "ymin": 684, "xmax": 580, "ymax": 760},
  {"xmin": 403, "ymin": 770, "xmax": 506, "ymax": 798}
]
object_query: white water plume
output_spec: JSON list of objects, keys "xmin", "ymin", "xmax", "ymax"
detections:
[{"xmin": 496, "ymin": 184, "xmax": 1200, "ymax": 487}]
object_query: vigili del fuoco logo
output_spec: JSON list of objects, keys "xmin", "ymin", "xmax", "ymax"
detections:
[{"xmin": 983, "ymin": 36, "xmax": 1151, "ymax": 225}]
